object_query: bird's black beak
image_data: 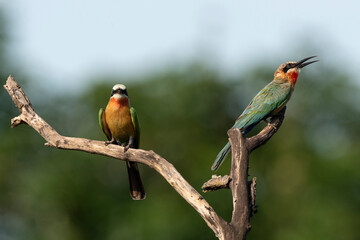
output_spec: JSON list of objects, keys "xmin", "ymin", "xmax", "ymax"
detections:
[{"xmin": 294, "ymin": 56, "xmax": 319, "ymax": 68}]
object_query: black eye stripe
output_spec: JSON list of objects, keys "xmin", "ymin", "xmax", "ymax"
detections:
[
  {"xmin": 111, "ymin": 88, "xmax": 128, "ymax": 96},
  {"xmin": 120, "ymin": 89, "xmax": 128, "ymax": 95},
  {"xmin": 282, "ymin": 63, "xmax": 293, "ymax": 73}
]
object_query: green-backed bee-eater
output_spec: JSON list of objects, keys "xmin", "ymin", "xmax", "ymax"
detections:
[
  {"xmin": 212, "ymin": 56, "xmax": 318, "ymax": 171},
  {"xmin": 99, "ymin": 84, "xmax": 146, "ymax": 200}
]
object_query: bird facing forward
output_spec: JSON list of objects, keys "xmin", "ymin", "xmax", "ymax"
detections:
[
  {"xmin": 99, "ymin": 84, "xmax": 146, "ymax": 200},
  {"xmin": 212, "ymin": 56, "xmax": 318, "ymax": 171}
]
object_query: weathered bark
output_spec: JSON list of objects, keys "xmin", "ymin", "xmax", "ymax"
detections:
[
  {"xmin": 203, "ymin": 108, "xmax": 286, "ymax": 239},
  {"xmin": 4, "ymin": 75, "xmax": 286, "ymax": 240},
  {"xmin": 202, "ymin": 175, "xmax": 232, "ymax": 192}
]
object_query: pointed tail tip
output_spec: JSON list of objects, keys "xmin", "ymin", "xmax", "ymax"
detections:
[
  {"xmin": 130, "ymin": 191, "xmax": 146, "ymax": 200},
  {"xmin": 211, "ymin": 142, "xmax": 232, "ymax": 171},
  {"xmin": 211, "ymin": 161, "xmax": 220, "ymax": 171},
  {"xmin": 211, "ymin": 154, "xmax": 225, "ymax": 171}
]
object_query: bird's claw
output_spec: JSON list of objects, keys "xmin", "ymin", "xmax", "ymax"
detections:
[
  {"xmin": 124, "ymin": 144, "xmax": 130, "ymax": 152},
  {"xmin": 124, "ymin": 137, "xmax": 135, "ymax": 152},
  {"xmin": 264, "ymin": 117, "xmax": 271, "ymax": 123},
  {"xmin": 105, "ymin": 139, "xmax": 117, "ymax": 146},
  {"xmin": 268, "ymin": 122, "xmax": 277, "ymax": 130}
]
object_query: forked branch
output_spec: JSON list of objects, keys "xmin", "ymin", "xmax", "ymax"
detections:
[
  {"xmin": 202, "ymin": 109, "xmax": 285, "ymax": 239},
  {"xmin": 4, "ymin": 75, "xmax": 285, "ymax": 240}
]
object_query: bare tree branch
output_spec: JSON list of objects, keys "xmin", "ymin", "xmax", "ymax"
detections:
[
  {"xmin": 246, "ymin": 108, "xmax": 286, "ymax": 152},
  {"xmin": 3, "ymin": 75, "xmax": 229, "ymax": 239},
  {"xmin": 204, "ymin": 108, "xmax": 286, "ymax": 239},
  {"xmin": 228, "ymin": 128, "xmax": 251, "ymax": 239},
  {"xmin": 202, "ymin": 175, "xmax": 231, "ymax": 192},
  {"xmin": 250, "ymin": 177, "xmax": 258, "ymax": 217},
  {"xmin": 4, "ymin": 75, "xmax": 286, "ymax": 240}
]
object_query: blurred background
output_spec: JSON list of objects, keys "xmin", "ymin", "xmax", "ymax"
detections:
[{"xmin": 1, "ymin": 1, "xmax": 360, "ymax": 239}]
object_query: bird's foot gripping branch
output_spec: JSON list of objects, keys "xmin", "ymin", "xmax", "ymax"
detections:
[
  {"xmin": 201, "ymin": 108, "xmax": 286, "ymax": 239},
  {"xmin": 4, "ymin": 75, "xmax": 286, "ymax": 240}
]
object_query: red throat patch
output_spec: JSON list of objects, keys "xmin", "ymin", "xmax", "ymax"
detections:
[
  {"xmin": 289, "ymin": 71, "xmax": 299, "ymax": 84},
  {"xmin": 110, "ymin": 96, "xmax": 129, "ymax": 107}
]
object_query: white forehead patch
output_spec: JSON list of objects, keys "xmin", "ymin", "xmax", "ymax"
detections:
[{"xmin": 112, "ymin": 84, "xmax": 127, "ymax": 91}]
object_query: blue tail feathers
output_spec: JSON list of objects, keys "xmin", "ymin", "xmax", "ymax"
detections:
[{"xmin": 211, "ymin": 142, "xmax": 231, "ymax": 171}]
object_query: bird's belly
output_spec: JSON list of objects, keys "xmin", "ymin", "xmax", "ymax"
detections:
[{"xmin": 105, "ymin": 107, "xmax": 134, "ymax": 144}]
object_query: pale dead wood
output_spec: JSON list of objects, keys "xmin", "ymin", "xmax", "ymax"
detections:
[
  {"xmin": 202, "ymin": 175, "xmax": 232, "ymax": 192},
  {"xmin": 4, "ymin": 75, "xmax": 286, "ymax": 240},
  {"xmin": 204, "ymin": 108, "xmax": 286, "ymax": 240},
  {"xmin": 250, "ymin": 177, "xmax": 258, "ymax": 217},
  {"xmin": 228, "ymin": 128, "xmax": 251, "ymax": 239},
  {"xmin": 3, "ymin": 75, "xmax": 228, "ymax": 239}
]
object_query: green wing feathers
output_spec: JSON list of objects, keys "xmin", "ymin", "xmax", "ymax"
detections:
[
  {"xmin": 129, "ymin": 107, "xmax": 145, "ymax": 199},
  {"xmin": 98, "ymin": 108, "xmax": 104, "ymax": 130},
  {"xmin": 233, "ymin": 81, "xmax": 291, "ymax": 130},
  {"xmin": 212, "ymin": 81, "xmax": 292, "ymax": 171},
  {"xmin": 130, "ymin": 107, "xmax": 140, "ymax": 149},
  {"xmin": 99, "ymin": 108, "xmax": 112, "ymax": 141}
]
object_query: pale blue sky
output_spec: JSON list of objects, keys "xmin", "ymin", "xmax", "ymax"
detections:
[{"xmin": 3, "ymin": 0, "xmax": 360, "ymax": 92}]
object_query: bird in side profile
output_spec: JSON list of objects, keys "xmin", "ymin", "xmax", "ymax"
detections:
[
  {"xmin": 99, "ymin": 84, "xmax": 146, "ymax": 200},
  {"xmin": 211, "ymin": 56, "xmax": 318, "ymax": 171}
]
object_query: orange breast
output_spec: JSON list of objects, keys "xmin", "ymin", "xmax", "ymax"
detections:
[{"xmin": 105, "ymin": 98, "xmax": 135, "ymax": 144}]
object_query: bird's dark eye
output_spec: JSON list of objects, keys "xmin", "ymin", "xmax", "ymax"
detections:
[
  {"xmin": 110, "ymin": 88, "xmax": 128, "ymax": 97},
  {"xmin": 282, "ymin": 63, "xmax": 292, "ymax": 73},
  {"xmin": 120, "ymin": 89, "xmax": 128, "ymax": 96}
]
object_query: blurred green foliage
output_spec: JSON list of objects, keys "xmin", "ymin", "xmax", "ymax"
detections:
[{"xmin": 1, "ymin": 12, "xmax": 360, "ymax": 240}]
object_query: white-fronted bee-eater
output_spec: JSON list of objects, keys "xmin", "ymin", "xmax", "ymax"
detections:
[
  {"xmin": 212, "ymin": 56, "xmax": 318, "ymax": 171},
  {"xmin": 99, "ymin": 84, "xmax": 146, "ymax": 200}
]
